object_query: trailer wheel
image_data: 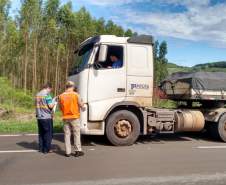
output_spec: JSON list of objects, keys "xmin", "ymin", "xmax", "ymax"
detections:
[
  {"xmin": 106, "ymin": 110, "xmax": 140, "ymax": 146},
  {"xmin": 208, "ymin": 114, "xmax": 226, "ymax": 142},
  {"xmin": 217, "ymin": 114, "xmax": 226, "ymax": 142}
]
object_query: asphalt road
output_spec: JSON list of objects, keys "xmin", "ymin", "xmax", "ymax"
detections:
[{"xmin": 0, "ymin": 132, "xmax": 226, "ymax": 185}]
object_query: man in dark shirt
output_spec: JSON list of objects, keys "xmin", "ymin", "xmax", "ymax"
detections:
[{"xmin": 110, "ymin": 55, "xmax": 123, "ymax": 68}]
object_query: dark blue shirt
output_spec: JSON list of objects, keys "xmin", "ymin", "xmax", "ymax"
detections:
[{"xmin": 112, "ymin": 60, "xmax": 123, "ymax": 68}]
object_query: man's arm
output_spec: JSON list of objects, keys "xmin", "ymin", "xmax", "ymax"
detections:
[
  {"xmin": 77, "ymin": 94, "xmax": 85, "ymax": 110},
  {"xmin": 45, "ymin": 94, "xmax": 55, "ymax": 110}
]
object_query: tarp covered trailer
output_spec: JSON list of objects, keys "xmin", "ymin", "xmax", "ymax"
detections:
[{"xmin": 160, "ymin": 72, "xmax": 226, "ymax": 101}]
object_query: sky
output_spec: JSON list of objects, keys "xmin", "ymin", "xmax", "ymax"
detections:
[{"xmin": 10, "ymin": 0, "xmax": 226, "ymax": 67}]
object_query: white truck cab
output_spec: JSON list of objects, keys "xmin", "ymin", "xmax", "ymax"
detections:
[
  {"xmin": 69, "ymin": 35, "xmax": 154, "ymax": 145},
  {"xmin": 69, "ymin": 35, "xmax": 226, "ymax": 146}
]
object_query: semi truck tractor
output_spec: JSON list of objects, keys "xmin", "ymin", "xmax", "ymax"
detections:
[{"xmin": 69, "ymin": 34, "xmax": 226, "ymax": 146}]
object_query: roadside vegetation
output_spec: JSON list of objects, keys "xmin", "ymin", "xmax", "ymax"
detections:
[
  {"xmin": 0, "ymin": 77, "xmax": 63, "ymax": 134},
  {"xmin": 167, "ymin": 61, "xmax": 226, "ymax": 74},
  {"xmin": 0, "ymin": 119, "xmax": 62, "ymax": 134},
  {"xmin": 0, "ymin": 77, "xmax": 33, "ymax": 112}
]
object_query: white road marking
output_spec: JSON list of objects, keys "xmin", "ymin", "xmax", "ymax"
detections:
[
  {"xmin": 196, "ymin": 146, "xmax": 226, "ymax": 149},
  {"xmin": 0, "ymin": 133, "xmax": 38, "ymax": 137},
  {"xmin": 0, "ymin": 150, "xmax": 38, "ymax": 153},
  {"xmin": 0, "ymin": 133, "xmax": 63, "ymax": 137},
  {"xmin": 30, "ymin": 172, "xmax": 226, "ymax": 185}
]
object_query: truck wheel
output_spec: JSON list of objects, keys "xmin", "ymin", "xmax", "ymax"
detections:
[
  {"xmin": 217, "ymin": 114, "xmax": 226, "ymax": 142},
  {"xmin": 209, "ymin": 114, "xmax": 226, "ymax": 142},
  {"xmin": 106, "ymin": 110, "xmax": 140, "ymax": 146}
]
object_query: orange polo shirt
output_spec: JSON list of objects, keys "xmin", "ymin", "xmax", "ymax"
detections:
[{"xmin": 59, "ymin": 91, "xmax": 80, "ymax": 120}]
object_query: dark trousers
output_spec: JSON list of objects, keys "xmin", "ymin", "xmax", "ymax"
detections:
[{"xmin": 37, "ymin": 119, "xmax": 53, "ymax": 153}]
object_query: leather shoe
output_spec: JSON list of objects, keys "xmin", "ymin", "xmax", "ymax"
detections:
[
  {"xmin": 65, "ymin": 153, "xmax": 71, "ymax": 157},
  {"xmin": 74, "ymin": 151, "xmax": 84, "ymax": 157}
]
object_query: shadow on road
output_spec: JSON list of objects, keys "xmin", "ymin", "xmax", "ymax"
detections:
[
  {"xmin": 137, "ymin": 130, "xmax": 221, "ymax": 144},
  {"xmin": 16, "ymin": 141, "xmax": 39, "ymax": 150},
  {"xmin": 79, "ymin": 130, "xmax": 222, "ymax": 146},
  {"xmin": 16, "ymin": 130, "xmax": 222, "ymax": 154},
  {"xmin": 52, "ymin": 134, "xmax": 110, "ymax": 147},
  {"xmin": 16, "ymin": 140, "xmax": 65, "ymax": 156}
]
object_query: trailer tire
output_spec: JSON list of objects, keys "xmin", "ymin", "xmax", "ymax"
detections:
[
  {"xmin": 207, "ymin": 123, "xmax": 219, "ymax": 140},
  {"xmin": 208, "ymin": 114, "xmax": 226, "ymax": 142},
  {"xmin": 106, "ymin": 110, "xmax": 140, "ymax": 146},
  {"xmin": 217, "ymin": 114, "xmax": 226, "ymax": 142}
]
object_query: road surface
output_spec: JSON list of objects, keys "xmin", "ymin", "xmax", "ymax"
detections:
[{"xmin": 0, "ymin": 132, "xmax": 226, "ymax": 185}]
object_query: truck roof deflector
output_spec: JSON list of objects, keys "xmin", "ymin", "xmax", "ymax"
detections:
[{"xmin": 127, "ymin": 35, "xmax": 154, "ymax": 45}]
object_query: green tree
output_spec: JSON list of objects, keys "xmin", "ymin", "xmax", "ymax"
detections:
[
  {"xmin": 94, "ymin": 17, "xmax": 105, "ymax": 35},
  {"xmin": 105, "ymin": 20, "xmax": 124, "ymax": 36},
  {"xmin": 154, "ymin": 41, "xmax": 168, "ymax": 85},
  {"xmin": 57, "ymin": 1, "xmax": 76, "ymax": 93},
  {"xmin": 0, "ymin": 0, "xmax": 10, "ymax": 76},
  {"xmin": 3, "ymin": 19, "xmax": 21, "ymax": 86},
  {"xmin": 124, "ymin": 29, "xmax": 133, "ymax": 37}
]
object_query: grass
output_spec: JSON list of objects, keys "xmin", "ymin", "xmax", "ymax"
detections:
[
  {"xmin": 0, "ymin": 77, "xmax": 64, "ymax": 134},
  {"xmin": 153, "ymin": 99, "xmax": 177, "ymax": 109},
  {"xmin": 0, "ymin": 118, "xmax": 64, "ymax": 134},
  {"xmin": 0, "ymin": 77, "xmax": 33, "ymax": 110}
]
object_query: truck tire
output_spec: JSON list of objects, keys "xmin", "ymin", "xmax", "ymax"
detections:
[
  {"xmin": 217, "ymin": 114, "xmax": 226, "ymax": 142},
  {"xmin": 106, "ymin": 110, "xmax": 140, "ymax": 146},
  {"xmin": 208, "ymin": 114, "xmax": 226, "ymax": 142}
]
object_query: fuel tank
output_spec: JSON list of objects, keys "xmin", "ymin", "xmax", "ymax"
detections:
[{"xmin": 175, "ymin": 110, "xmax": 205, "ymax": 132}]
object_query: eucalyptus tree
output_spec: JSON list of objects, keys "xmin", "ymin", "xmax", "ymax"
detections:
[
  {"xmin": 42, "ymin": 0, "xmax": 60, "ymax": 94},
  {"xmin": 0, "ymin": 1, "xmax": 169, "ymax": 97},
  {"xmin": 0, "ymin": 0, "xmax": 10, "ymax": 76},
  {"xmin": 57, "ymin": 1, "xmax": 76, "ymax": 83}
]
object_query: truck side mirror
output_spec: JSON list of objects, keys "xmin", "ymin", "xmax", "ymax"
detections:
[{"xmin": 98, "ymin": 45, "xmax": 108, "ymax": 62}]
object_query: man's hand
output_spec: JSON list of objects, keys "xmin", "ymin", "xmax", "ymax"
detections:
[
  {"xmin": 78, "ymin": 96, "xmax": 86, "ymax": 111},
  {"xmin": 79, "ymin": 102, "xmax": 86, "ymax": 111},
  {"xmin": 81, "ymin": 106, "xmax": 86, "ymax": 112}
]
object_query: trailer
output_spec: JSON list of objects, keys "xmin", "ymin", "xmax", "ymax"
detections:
[{"xmin": 69, "ymin": 34, "xmax": 226, "ymax": 146}]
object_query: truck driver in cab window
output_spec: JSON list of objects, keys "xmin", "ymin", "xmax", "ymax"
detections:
[
  {"xmin": 109, "ymin": 54, "xmax": 123, "ymax": 68},
  {"xmin": 94, "ymin": 45, "xmax": 123, "ymax": 69}
]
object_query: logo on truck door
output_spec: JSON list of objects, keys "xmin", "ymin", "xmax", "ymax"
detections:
[
  {"xmin": 131, "ymin": 84, "xmax": 149, "ymax": 90},
  {"xmin": 129, "ymin": 83, "xmax": 150, "ymax": 95}
]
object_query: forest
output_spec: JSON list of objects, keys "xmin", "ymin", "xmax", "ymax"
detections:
[{"xmin": 0, "ymin": 0, "xmax": 168, "ymax": 96}]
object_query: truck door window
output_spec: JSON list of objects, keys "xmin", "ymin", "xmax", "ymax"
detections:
[{"xmin": 94, "ymin": 45, "xmax": 123, "ymax": 70}]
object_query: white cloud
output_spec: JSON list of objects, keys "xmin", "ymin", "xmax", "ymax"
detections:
[
  {"xmin": 116, "ymin": 1, "xmax": 226, "ymax": 47},
  {"xmin": 78, "ymin": 0, "xmax": 211, "ymax": 8},
  {"xmin": 78, "ymin": 0, "xmax": 226, "ymax": 47},
  {"xmin": 76, "ymin": 0, "xmax": 148, "ymax": 6}
]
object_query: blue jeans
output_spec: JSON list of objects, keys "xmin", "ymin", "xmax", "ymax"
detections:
[{"xmin": 37, "ymin": 119, "xmax": 53, "ymax": 153}]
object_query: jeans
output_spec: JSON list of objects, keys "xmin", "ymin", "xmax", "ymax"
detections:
[{"xmin": 37, "ymin": 119, "xmax": 53, "ymax": 153}]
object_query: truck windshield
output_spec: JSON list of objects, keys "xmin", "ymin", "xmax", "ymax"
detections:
[{"xmin": 70, "ymin": 47, "xmax": 93, "ymax": 75}]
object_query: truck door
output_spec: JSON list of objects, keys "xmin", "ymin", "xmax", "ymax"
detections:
[
  {"xmin": 126, "ymin": 44, "xmax": 153, "ymax": 107},
  {"xmin": 88, "ymin": 45, "xmax": 126, "ymax": 121}
]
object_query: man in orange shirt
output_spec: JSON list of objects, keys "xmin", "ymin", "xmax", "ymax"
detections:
[{"xmin": 58, "ymin": 81, "xmax": 85, "ymax": 157}]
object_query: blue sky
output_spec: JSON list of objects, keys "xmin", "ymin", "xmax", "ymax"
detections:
[{"xmin": 10, "ymin": 0, "xmax": 226, "ymax": 67}]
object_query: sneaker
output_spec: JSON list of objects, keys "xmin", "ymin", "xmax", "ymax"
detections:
[
  {"xmin": 65, "ymin": 153, "xmax": 71, "ymax": 157},
  {"xmin": 48, "ymin": 149, "xmax": 54, "ymax": 153},
  {"xmin": 74, "ymin": 151, "xmax": 84, "ymax": 157}
]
